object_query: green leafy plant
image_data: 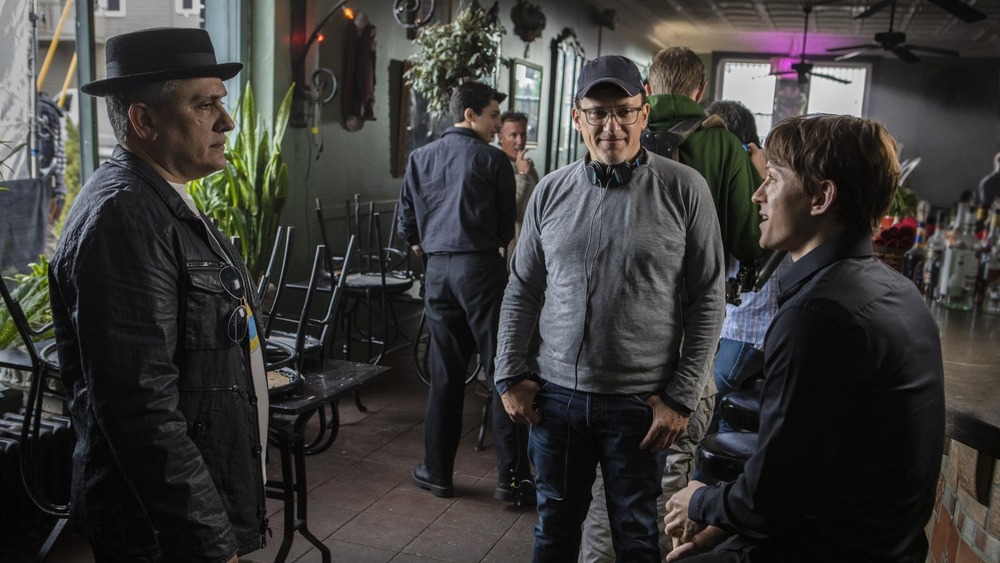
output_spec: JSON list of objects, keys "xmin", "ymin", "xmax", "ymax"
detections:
[
  {"xmin": 53, "ymin": 119, "xmax": 81, "ymax": 237},
  {"xmin": 187, "ymin": 83, "xmax": 293, "ymax": 278},
  {"xmin": 889, "ymin": 185, "xmax": 918, "ymax": 219},
  {"xmin": 0, "ymin": 255, "xmax": 53, "ymax": 350},
  {"xmin": 404, "ymin": 4, "xmax": 506, "ymax": 118}
]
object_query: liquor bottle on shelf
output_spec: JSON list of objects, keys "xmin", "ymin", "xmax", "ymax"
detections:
[
  {"xmin": 922, "ymin": 210, "xmax": 947, "ymax": 301},
  {"xmin": 975, "ymin": 204, "xmax": 988, "ymax": 241},
  {"xmin": 903, "ymin": 201, "xmax": 930, "ymax": 288},
  {"xmin": 937, "ymin": 202, "xmax": 979, "ymax": 310},
  {"xmin": 982, "ymin": 198, "xmax": 1000, "ymax": 315}
]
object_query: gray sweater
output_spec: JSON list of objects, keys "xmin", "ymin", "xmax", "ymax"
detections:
[{"xmin": 494, "ymin": 153, "xmax": 725, "ymax": 412}]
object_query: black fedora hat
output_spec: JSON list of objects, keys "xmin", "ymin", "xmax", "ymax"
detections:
[{"xmin": 81, "ymin": 27, "xmax": 243, "ymax": 97}]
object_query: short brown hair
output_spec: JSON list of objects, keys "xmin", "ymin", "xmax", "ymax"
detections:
[
  {"xmin": 648, "ymin": 47, "xmax": 704, "ymax": 96},
  {"xmin": 765, "ymin": 114, "xmax": 900, "ymax": 237},
  {"xmin": 500, "ymin": 111, "xmax": 528, "ymax": 127}
]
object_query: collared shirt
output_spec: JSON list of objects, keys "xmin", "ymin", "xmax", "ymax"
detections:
[
  {"xmin": 397, "ymin": 126, "xmax": 516, "ymax": 254},
  {"xmin": 691, "ymin": 233, "xmax": 945, "ymax": 562},
  {"xmin": 720, "ymin": 255, "xmax": 791, "ymax": 349}
]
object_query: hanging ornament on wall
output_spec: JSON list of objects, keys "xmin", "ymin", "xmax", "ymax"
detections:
[
  {"xmin": 393, "ymin": 0, "xmax": 435, "ymax": 29},
  {"xmin": 511, "ymin": 0, "xmax": 546, "ymax": 57}
]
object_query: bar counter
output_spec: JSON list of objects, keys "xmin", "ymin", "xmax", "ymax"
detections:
[
  {"xmin": 928, "ymin": 304, "xmax": 1000, "ymax": 563},
  {"xmin": 936, "ymin": 305, "xmax": 1000, "ymax": 459}
]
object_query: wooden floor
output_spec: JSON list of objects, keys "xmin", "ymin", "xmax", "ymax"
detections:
[{"xmin": 8, "ymin": 345, "xmax": 538, "ymax": 563}]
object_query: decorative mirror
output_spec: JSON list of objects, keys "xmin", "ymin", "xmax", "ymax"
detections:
[
  {"xmin": 508, "ymin": 59, "xmax": 543, "ymax": 147},
  {"xmin": 545, "ymin": 28, "xmax": 586, "ymax": 173}
]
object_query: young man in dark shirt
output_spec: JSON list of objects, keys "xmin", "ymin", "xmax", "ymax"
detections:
[
  {"xmin": 664, "ymin": 114, "xmax": 945, "ymax": 563},
  {"xmin": 397, "ymin": 81, "xmax": 530, "ymax": 503}
]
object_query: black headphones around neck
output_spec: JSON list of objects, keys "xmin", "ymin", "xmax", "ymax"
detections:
[{"xmin": 584, "ymin": 149, "xmax": 646, "ymax": 188}]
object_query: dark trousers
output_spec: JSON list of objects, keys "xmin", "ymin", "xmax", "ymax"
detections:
[{"xmin": 422, "ymin": 252, "xmax": 529, "ymax": 482}]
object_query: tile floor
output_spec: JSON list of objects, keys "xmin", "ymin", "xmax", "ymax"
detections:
[{"xmin": 8, "ymin": 346, "xmax": 539, "ymax": 563}]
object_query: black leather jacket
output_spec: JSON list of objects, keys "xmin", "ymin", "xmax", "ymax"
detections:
[{"xmin": 50, "ymin": 146, "xmax": 266, "ymax": 561}]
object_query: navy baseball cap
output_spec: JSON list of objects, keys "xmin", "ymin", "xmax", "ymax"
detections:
[{"xmin": 575, "ymin": 55, "xmax": 644, "ymax": 100}]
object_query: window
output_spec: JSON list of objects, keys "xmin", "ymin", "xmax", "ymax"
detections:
[
  {"xmin": 176, "ymin": 0, "xmax": 201, "ymax": 17},
  {"xmin": 716, "ymin": 59, "xmax": 870, "ymax": 139},
  {"xmin": 95, "ymin": 0, "xmax": 125, "ymax": 17}
]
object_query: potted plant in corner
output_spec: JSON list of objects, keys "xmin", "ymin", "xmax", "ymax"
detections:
[
  {"xmin": 187, "ymin": 83, "xmax": 294, "ymax": 278},
  {"xmin": 404, "ymin": 3, "xmax": 506, "ymax": 119}
]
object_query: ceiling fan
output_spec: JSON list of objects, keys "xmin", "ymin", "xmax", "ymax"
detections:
[
  {"xmin": 826, "ymin": 0, "xmax": 971, "ymax": 63},
  {"xmin": 770, "ymin": 5, "xmax": 851, "ymax": 84},
  {"xmin": 854, "ymin": 0, "xmax": 986, "ymax": 24}
]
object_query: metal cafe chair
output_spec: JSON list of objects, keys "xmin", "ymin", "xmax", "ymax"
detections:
[{"xmin": 0, "ymin": 275, "xmax": 71, "ymax": 561}]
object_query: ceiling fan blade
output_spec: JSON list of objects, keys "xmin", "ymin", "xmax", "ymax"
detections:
[
  {"xmin": 906, "ymin": 44, "xmax": 960, "ymax": 57},
  {"xmin": 826, "ymin": 43, "xmax": 879, "ymax": 52},
  {"xmin": 834, "ymin": 49, "xmax": 873, "ymax": 61},
  {"xmin": 855, "ymin": 0, "xmax": 894, "ymax": 19},
  {"xmin": 769, "ymin": 71, "xmax": 797, "ymax": 77},
  {"xmin": 889, "ymin": 45, "xmax": 921, "ymax": 63},
  {"xmin": 925, "ymin": 0, "xmax": 987, "ymax": 23},
  {"xmin": 809, "ymin": 72, "xmax": 853, "ymax": 85}
]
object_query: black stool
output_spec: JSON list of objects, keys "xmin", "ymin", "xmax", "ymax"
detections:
[
  {"xmin": 696, "ymin": 432, "xmax": 758, "ymax": 484},
  {"xmin": 719, "ymin": 388, "xmax": 761, "ymax": 432},
  {"xmin": 696, "ymin": 386, "xmax": 763, "ymax": 484}
]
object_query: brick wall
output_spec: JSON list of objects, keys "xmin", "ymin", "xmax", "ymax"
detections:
[{"xmin": 927, "ymin": 439, "xmax": 1000, "ymax": 562}]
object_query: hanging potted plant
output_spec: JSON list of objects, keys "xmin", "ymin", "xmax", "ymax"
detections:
[
  {"xmin": 404, "ymin": 2, "xmax": 506, "ymax": 119},
  {"xmin": 187, "ymin": 83, "xmax": 294, "ymax": 278}
]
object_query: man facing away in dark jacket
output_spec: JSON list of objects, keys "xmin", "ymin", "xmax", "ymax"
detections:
[
  {"xmin": 397, "ymin": 81, "xmax": 531, "ymax": 504},
  {"xmin": 49, "ymin": 28, "xmax": 267, "ymax": 562}
]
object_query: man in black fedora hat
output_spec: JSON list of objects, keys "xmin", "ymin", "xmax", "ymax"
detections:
[{"xmin": 50, "ymin": 27, "xmax": 267, "ymax": 562}]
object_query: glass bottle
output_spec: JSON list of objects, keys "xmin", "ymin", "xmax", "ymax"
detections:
[
  {"xmin": 903, "ymin": 201, "xmax": 930, "ymax": 288},
  {"xmin": 975, "ymin": 204, "xmax": 988, "ymax": 241},
  {"xmin": 937, "ymin": 202, "xmax": 979, "ymax": 310},
  {"xmin": 982, "ymin": 199, "xmax": 1000, "ymax": 315},
  {"xmin": 922, "ymin": 211, "xmax": 947, "ymax": 301}
]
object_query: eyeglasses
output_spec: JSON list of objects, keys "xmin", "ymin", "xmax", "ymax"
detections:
[
  {"xmin": 578, "ymin": 106, "xmax": 644, "ymax": 126},
  {"xmin": 220, "ymin": 265, "xmax": 248, "ymax": 343}
]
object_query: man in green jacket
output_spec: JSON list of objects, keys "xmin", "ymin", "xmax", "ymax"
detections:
[{"xmin": 646, "ymin": 47, "xmax": 764, "ymax": 264}]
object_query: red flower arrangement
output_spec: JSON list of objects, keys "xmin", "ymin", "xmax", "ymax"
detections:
[{"xmin": 873, "ymin": 219, "xmax": 917, "ymax": 250}]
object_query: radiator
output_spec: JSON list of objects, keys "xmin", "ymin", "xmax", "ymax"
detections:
[{"xmin": 0, "ymin": 397, "xmax": 73, "ymax": 546}]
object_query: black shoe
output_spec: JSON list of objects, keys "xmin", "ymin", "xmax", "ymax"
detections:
[
  {"xmin": 495, "ymin": 479, "xmax": 536, "ymax": 506},
  {"xmin": 412, "ymin": 464, "xmax": 454, "ymax": 498}
]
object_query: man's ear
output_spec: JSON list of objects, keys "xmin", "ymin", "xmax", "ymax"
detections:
[
  {"xmin": 811, "ymin": 180, "xmax": 837, "ymax": 216},
  {"xmin": 571, "ymin": 107, "xmax": 583, "ymax": 132},
  {"xmin": 462, "ymin": 107, "xmax": 478, "ymax": 125},
  {"xmin": 129, "ymin": 103, "xmax": 156, "ymax": 142},
  {"xmin": 691, "ymin": 81, "xmax": 707, "ymax": 103}
]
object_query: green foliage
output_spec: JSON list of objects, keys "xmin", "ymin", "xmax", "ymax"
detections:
[
  {"xmin": 53, "ymin": 119, "xmax": 82, "ymax": 237},
  {"xmin": 187, "ymin": 83, "xmax": 294, "ymax": 278},
  {"xmin": 0, "ymin": 255, "xmax": 53, "ymax": 350},
  {"xmin": 404, "ymin": 4, "xmax": 506, "ymax": 118},
  {"xmin": 889, "ymin": 185, "xmax": 918, "ymax": 218}
]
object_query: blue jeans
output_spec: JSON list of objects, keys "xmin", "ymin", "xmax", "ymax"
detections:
[
  {"xmin": 529, "ymin": 382, "xmax": 668, "ymax": 563},
  {"xmin": 707, "ymin": 338, "xmax": 764, "ymax": 435}
]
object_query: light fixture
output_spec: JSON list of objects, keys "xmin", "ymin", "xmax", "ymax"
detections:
[
  {"xmin": 393, "ymin": 0, "xmax": 435, "ymax": 29},
  {"xmin": 290, "ymin": 0, "xmax": 356, "ymax": 127}
]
